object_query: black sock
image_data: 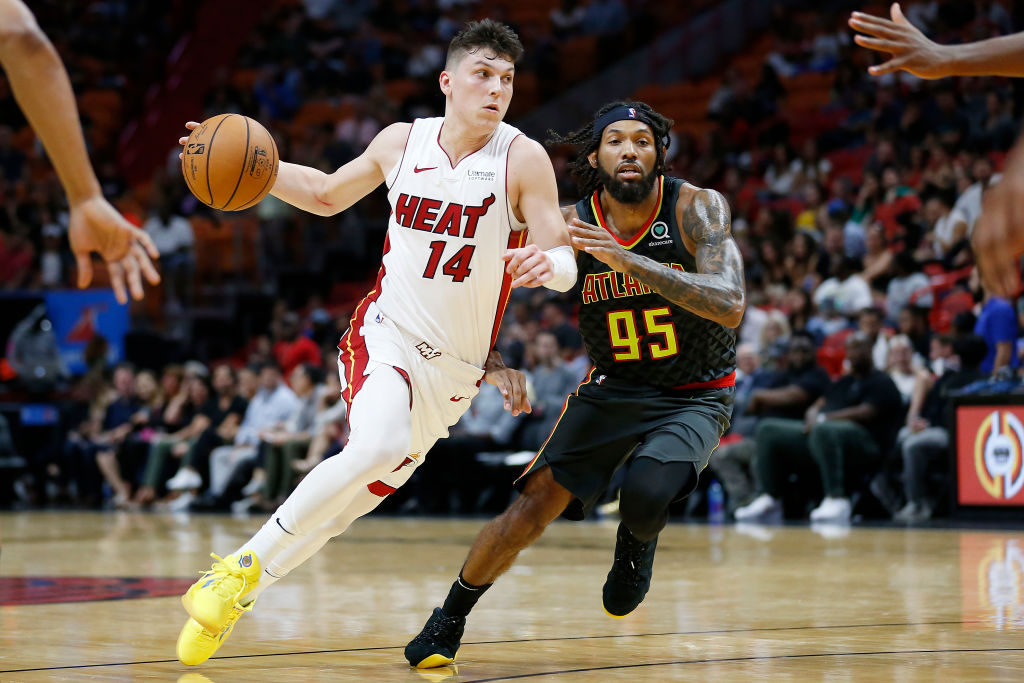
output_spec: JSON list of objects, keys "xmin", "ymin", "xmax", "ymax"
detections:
[{"xmin": 441, "ymin": 573, "xmax": 491, "ymax": 618}]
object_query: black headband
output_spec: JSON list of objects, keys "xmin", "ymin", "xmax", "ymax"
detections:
[{"xmin": 593, "ymin": 105, "xmax": 656, "ymax": 141}]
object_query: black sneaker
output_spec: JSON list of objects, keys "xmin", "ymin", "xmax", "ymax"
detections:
[
  {"xmin": 602, "ymin": 523, "xmax": 658, "ymax": 617},
  {"xmin": 405, "ymin": 607, "xmax": 466, "ymax": 668}
]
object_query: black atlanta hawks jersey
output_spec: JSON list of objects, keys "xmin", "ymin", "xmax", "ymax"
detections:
[{"xmin": 573, "ymin": 175, "xmax": 737, "ymax": 388}]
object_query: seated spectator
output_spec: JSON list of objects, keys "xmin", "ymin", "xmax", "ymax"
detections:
[
  {"xmin": 929, "ymin": 334, "xmax": 955, "ymax": 377},
  {"xmin": 873, "ymin": 166, "xmax": 921, "ymax": 248},
  {"xmin": 133, "ymin": 374, "xmax": 216, "ymax": 507},
  {"xmin": 897, "ymin": 304, "xmax": 933, "ymax": 364},
  {"xmin": 885, "ymin": 335, "xmax": 929, "ymax": 405},
  {"xmin": 519, "ymin": 332, "xmax": 579, "ymax": 450},
  {"xmin": 143, "ymin": 195, "xmax": 195, "ymax": 310},
  {"xmin": 291, "ymin": 370, "xmax": 348, "ymax": 480},
  {"xmin": 860, "ymin": 226, "xmax": 893, "ymax": 290},
  {"xmin": 163, "ymin": 365, "xmax": 250, "ymax": 506},
  {"xmin": 91, "ymin": 364, "xmax": 141, "ymax": 507},
  {"xmin": 713, "ymin": 334, "xmax": 829, "ymax": 511},
  {"xmin": 273, "ymin": 312, "xmax": 322, "ymax": 380},
  {"xmin": 875, "ymin": 335, "xmax": 987, "ymax": 522},
  {"xmin": 953, "ymin": 155, "xmax": 1000, "ymax": 232},
  {"xmin": 814, "ymin": 257, "xmax": 872, "ymax": 317},
  {"xmin": 886, "ymin": 251, "xmax": 932, "ymax": 323},
  {"xmin": 782, "ymin": 232, "xmax": 819, "ymax": 292},
  {"xmin": 917, "ymin": 184, "xmax": 969, "ymax": 265},
  {"xmin": 735, "ymin": 333, "xmax": 903, "ymax": 523},
  {"xmin": 858, "ymin": 307, "xmax": 890, "ymax": 371},
  {"xmin": 183, "ymin": 362, "xmax": 298, "ymax": 510},
  {"xmin": 237, "ymin": 363, "xmax": 324, "ymax": 512},
  {"xmin": 758, "ymin": 310, "xmax": 791, "ymax": 370},
  {"xmin": 763, "ymin": 142, "xmax": 798, "ymax": 196}
]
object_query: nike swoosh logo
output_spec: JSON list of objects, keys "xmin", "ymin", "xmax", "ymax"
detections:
[
  {"xmin": 450, "ymin": 396, "xmax": 469, "ymax": 402},
  {"xmin": 414, "ymin": 166, "xmax": 437, "ymax": 173}
]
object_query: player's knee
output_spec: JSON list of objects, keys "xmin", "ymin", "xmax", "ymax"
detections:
[
  {"xmin": 345, "ymin": 426, "xmax": 411, "ymax": 478},
  {"xmin": 618, "ymin": 480, "xmax": 671, "ymax": 539},
  {"xmin": 619, "ymin": 494, "xmax": 667, "ymax": 542},
  {"xmin": 618, "ymin": 490, "xmax": 662, "ymax": 525}
]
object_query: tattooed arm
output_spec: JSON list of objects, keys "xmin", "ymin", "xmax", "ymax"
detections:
[{"xmin": 567, "ymin": 188, "xmax": 746, "ymax": 327}]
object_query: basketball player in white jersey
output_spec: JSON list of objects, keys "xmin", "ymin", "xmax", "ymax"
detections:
[{"xmin": 175, "ymin": 20, "xmax": 577, "ymax": 665}]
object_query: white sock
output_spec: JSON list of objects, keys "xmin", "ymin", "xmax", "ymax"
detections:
[{"xmin": 240, "ymin": 488, "xmax": 384, "ymax": 603}]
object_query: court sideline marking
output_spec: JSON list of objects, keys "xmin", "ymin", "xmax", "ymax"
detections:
[{"xmin": 0, "ymin": 619, "xmax": 989, "ymax": 673}]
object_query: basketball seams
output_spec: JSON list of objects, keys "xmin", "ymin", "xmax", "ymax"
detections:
[
  {"xmin": 223, "ymin": 116, "xmax": 251, "ymax": 210},
  {"xmin": 236, "ymin": 122, "xmax": 279, "ymax": 211},
  {"xmin": 204, "ymin": 114, "xmax": 233, "ymax": 208}
]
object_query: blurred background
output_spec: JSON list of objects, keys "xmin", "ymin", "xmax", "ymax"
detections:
[{"xmin": 1, "ymin": 0, "xmax": 1022, "ymax": 523}]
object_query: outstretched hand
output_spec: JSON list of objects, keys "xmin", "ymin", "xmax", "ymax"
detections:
[
  {"xmin": 568, "ymin": 217, "xmax": 630, "ymax": 272},
  {"xmin": 849, "ymin": 3, "xmax": 951, "ymax": 78},
  {"xmin": 68, "ymin": 195, "xmax": 161, "ymax": 304}
]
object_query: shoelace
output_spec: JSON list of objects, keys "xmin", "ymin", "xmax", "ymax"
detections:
[
  {"xmin": 418, "ymin": 612, "xmax": 462, "ymax": 642},
  {"xmin": 609, "ymin": 541, "xmax": 648, "ymax": 588},
  {"xmin": 197, "ymin": 553, "xmax": 251, "ymax": 606}
]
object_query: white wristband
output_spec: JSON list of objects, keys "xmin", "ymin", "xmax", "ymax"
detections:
[{"xmin": 544, "ymin": 245, "xmax": 577, "ymax": 292}]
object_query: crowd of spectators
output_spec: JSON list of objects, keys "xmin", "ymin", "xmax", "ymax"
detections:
[{"xmin": 3, "ymin": 1, "xmax": 1024, "ymax": 524}]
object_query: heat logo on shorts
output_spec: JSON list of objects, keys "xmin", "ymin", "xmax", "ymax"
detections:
[{"xmin": 974, "ymin": 410, "xmax": 1024, "ymax": 500}]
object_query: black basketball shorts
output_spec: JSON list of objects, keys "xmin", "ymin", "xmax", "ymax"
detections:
[{"xmin": 514, "ymin": 373, "xmax": 733, "ymax": 520}]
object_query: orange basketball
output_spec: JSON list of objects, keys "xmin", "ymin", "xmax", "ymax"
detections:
[{"xmin": 181, "ymin": 113, "xmax": 279, "ymax": 211}]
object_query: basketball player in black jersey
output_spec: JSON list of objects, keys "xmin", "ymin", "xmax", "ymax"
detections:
[{"xmin": 405, "ymin": 101, "xmax": 745, "ymax": 668}]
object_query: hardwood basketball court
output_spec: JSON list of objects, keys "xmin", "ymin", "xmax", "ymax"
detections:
[{"xmin": 2, "ymin": 511, "xmax": 1022, "ymax": 681}]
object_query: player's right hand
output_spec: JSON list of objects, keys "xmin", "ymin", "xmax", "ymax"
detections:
[
  {"xmin": 177, "ymin": 121, "xmax": 200, "ymax": 159},
  {"xmin": 68, "ymin": 195, "xmax": 161, "ymax": 304},
  {"xmin": 503, "ymin": 244, "xmax": 554, "ymax": 288},
  {"xmin": 849, "ymin": 3, "xmax": 951, "ymax": 78},
  {"xmin": 973, "ymin": 139, "xmax": 1024, "ymax": 298}
]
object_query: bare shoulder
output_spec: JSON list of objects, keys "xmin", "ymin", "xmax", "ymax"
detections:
[
  {"xmin": 361, "ymin": 121, "xmax": 412, "ymax": 175},
  {"xmin": 367, "ymin": 122, "xmax": 412, "ymax": 154},
  {"xmin": 508, "ymin": 135, "xmax": 551, "ymax": 168}
]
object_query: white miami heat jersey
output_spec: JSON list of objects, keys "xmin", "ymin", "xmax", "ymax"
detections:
[{"xmin": 370, "ymin": 117, "xmax": 527, "ymax": 369}]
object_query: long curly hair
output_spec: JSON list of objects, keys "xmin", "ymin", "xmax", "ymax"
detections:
[{"xmin": 547, "ymin": 100, "xmax": 673, "ymax": 198}]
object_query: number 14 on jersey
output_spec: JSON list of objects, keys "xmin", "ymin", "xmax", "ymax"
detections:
[{"xmin": 423, "ymin": 241, "xmax": 475, "ymax": 283}]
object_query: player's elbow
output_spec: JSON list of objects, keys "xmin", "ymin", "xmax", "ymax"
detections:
[
  {"xmin": 720, "ymin": 291, "xmax": 746, "ymax": 329},
  {"xmin": 310, "ymin": 196, "xmax": 338, "ymax": 216},
  {"xmin": 0, "ymin": 21, "xmax": 45, "ymax": 56}
]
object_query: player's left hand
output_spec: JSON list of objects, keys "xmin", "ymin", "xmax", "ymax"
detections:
[
  {"xmin": 568, "ymin": 217, "xmax": 630, "ymax": 272},
  {"xmin": 68, "ymin": 195, "xmax": 161, "ymax": 305},
  {"xmin": 483, "ymin": 366, "xmax": 532, "ymax": 416},
  {"xmin": 503, "ymin": 244, "xmax": 554, "ymax": 288}
]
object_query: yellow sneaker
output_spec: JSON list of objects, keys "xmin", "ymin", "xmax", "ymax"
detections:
[
  {"xmin": 176, "ymin": 598, "xmax": 252, "ymax": 666},
  {"xmin": 182, "ymin": 551, "xmax": 260, "ymax": 633}
]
